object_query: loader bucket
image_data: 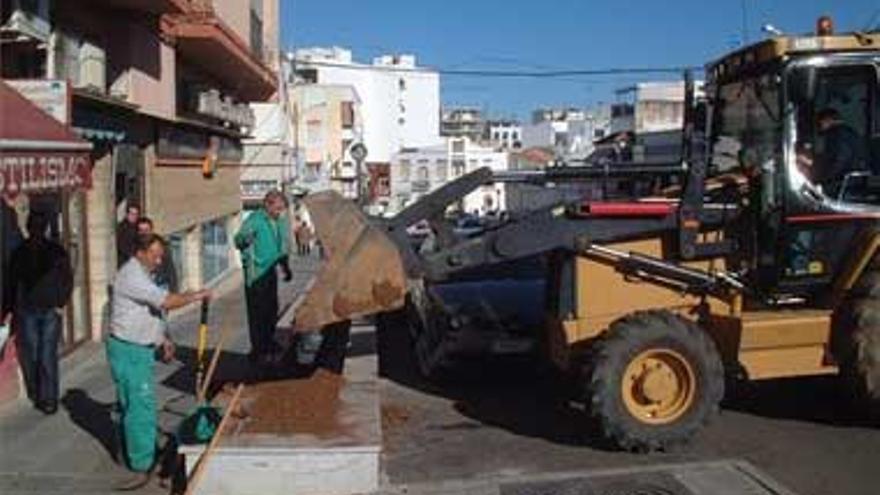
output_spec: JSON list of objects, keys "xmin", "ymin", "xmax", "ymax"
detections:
[{"xmin": 292, "ymin": 191, "xmax": 408, "ymax": 332}]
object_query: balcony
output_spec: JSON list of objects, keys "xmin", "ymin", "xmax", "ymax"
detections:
[
  {"xmin": 88, "ymin": 0, "xmax": 189, "ymax": 14},
  {"xmin": 161, "ymin": 5, "xmax": 277, "ymax": 101}
]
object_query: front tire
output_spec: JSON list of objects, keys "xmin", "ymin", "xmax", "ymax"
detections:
[{"xmin": 585, "ymin": 310, "xmax": 724, "ymax": 452}]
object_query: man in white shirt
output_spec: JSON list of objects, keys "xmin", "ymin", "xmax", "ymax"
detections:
[{"xmin": 107, "ymin": 233, "xmax": 210, "ymax": 490}]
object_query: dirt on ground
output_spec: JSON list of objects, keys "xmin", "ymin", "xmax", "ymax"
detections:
[{"xmin": 217, "ymin": 370, "xmax": 349, "ymax": 438}]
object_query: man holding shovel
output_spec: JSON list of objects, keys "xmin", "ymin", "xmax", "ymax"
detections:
[{"xmin": 107, "ymin": 233, "xmax": 211, "ymax": 490}]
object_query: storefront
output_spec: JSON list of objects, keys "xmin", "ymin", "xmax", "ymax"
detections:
[
  {"xmin": 150, "ymin": 121, "xmax": 243, "ymax": 290},
  {"xmin": 0, "ymin": 80, "xmax": 93, "ymax": 404}
]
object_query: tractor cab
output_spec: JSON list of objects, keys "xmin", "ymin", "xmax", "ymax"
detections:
[{"xmin": 705, "ymin": 26, "xmax": 880, "ymax": 302}]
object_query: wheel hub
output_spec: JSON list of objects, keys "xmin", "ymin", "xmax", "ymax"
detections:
[{"xmin": 621, "ymin": 348, "xmax": 696, "ymax": 425}]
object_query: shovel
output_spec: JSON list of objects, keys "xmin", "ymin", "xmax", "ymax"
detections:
[{"xmin": 177, "ymin": 300, "xmax": 223, "ymax": 445}]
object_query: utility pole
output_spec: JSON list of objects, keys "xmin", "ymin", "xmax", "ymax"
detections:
[{"xmin": 278, "ymin": 51, "xmax": 295, "ymax": 198}]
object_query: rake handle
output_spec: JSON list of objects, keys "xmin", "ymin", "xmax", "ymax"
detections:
[{"xmin": 184, "ymin": 383, "xmax": 244, "ymax": 495}]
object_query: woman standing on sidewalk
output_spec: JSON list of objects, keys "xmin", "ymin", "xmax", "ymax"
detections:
[{"xmin": 107, "ymin": 233, "xmax": 210, "ymax": 490}]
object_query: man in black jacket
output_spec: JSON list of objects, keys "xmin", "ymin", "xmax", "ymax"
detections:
[
  {"xmin": 117, "ymin": 204, "xmax": 140, "ymax": 267},
  {"xmin": 815, "ymin": 108, "xmax": 866, "ymax": 192},
  {"xmin": 8, "ymin": 211, "xmax": 73, "ymax": 415}
]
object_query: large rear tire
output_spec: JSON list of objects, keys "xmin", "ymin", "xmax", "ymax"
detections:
[
  {"xmin": 585, "ymin": 310, "xmax": 724, "ymax": 452},
  {"xmin": 834, "ymin": 267, "xmax": 880, "ymax": 417}
]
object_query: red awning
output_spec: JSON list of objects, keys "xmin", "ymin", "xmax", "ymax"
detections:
[{"xmin": 0, "ymin": 80, "xmax": 92, "ymax": 196}]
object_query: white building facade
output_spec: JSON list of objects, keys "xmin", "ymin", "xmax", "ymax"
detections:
[
  {"xmin": 242, "ymin": 101, "xmax": 295, "ymax": 207},
  {"xmin": 289, "ymin": 83, "xmax": 363, "ymax": 199},
  {"xmin": 486, "ymin": 120, "xmax": 522, "ymax": 150},
  {"xmin": 293, "ymin": 47, "xmax": 441, "ymax": 164},
  {"xmin": 391, "ymin": 137, "xmax": 509, "ymax": 216},
  {"xmin": 521, "ymin": 107, "xmax": 609, "ymax": 160},
  {"xmin": 609, "ymin": 81, "xmax": 703, "ymax": 163}
]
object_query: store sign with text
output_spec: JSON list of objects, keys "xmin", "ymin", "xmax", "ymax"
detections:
[{"xmin": 0, "ymin": 151, "xmax": 92, "ymax": 195}]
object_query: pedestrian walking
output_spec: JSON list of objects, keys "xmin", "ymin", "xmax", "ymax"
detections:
[
  {"xmin": 234, "ymin": 190, "xmax": 293, "ymax": 368},
  {"xmin": 107, "ymin": 233, "xmax": 210, "ymax": 490},
  {"xmin": 116, "ymin": 203, "xmax": 140, "ymax": 267},
  {"xmin": 6, "ymin": 211, "xmax": 72, "ymax": 415},
  {"xmin": 293, "ymin": 215, "xmax": 304, "ymax": 256},
  {"xmin": 301, "ymin": 222, "xmax": 313, "ymax": 256}
]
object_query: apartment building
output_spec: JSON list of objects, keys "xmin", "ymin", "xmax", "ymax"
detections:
[{"xmin": 0, "ymin": 0, "xmax": 279, "ymax": 350}]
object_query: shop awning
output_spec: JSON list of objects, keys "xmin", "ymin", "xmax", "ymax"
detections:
[{"xmin": 0, "ymin": 80, "xmax": 93, "ymax": 196}]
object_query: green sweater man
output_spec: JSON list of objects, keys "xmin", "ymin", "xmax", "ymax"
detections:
[{"xmin": 234, "ymin": 191, "xmax": 293, "ymax": 363}]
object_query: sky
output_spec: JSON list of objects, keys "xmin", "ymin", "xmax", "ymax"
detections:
[{"xmin": 281, "ymin": 1, "xmax": 880, "ymax": 120}]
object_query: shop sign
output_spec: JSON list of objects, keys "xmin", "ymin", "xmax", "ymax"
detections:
[
  {"xmin": 196, "ymin": 89, "xmax": 255, "ymax": 129},
  {"xmin": 157, "ymin": 125, "xmax": 243, "ymax": 164},
  {"xmin": 6, "ymin": 79, "xmax": 69, "ymax": 124},
  {"xmin": 0, "ymin": 151, "xmax": 91, "ymax": 195}
]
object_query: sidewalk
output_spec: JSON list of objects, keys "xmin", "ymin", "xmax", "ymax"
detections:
[{"xmin": 0, "ymin": 254, "xmax": 320, "ymax": 495}]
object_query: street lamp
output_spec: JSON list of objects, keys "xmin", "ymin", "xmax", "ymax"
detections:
[{"xmin": 350, "ymin": 142, "xmax": 368, "ymax": 206}]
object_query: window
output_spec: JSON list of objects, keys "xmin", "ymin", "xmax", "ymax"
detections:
[
  {"xmin": 341, "ymin": 101, "xmax": 354, "ymax": 129},
  {"xmin": 452, "ymin": 159, "xmax": 466, "ymax": 177},
  {"xmin": 710, "ymin": 74, "xmax": 780, "ymax": 177},
  {"xmin": 249, "ymin": 0, "xmax": 264, "ymax": 61},
  {"xmin": 342, "ymin": 181, "xmax": 356, "ymax": 198},
  {"xmin": 377, "ymin": 176, "xmax": 391, "ymax": 196},
  {"xmin": 167, "ymin": 233, "xmax": 186, "ymax": 291},
  {"xmin": 399, "ymin": 78, "xmax": 406, "ymax": 91},
  {"xmin": 341, "ymin": 139, "xmax": 353, "ymax": 158},
  {"xmin": 201, "ymin": 217, "xmax": 229, "ymax": 284},
  {"xmin": 399, "ymin": 159, "xmax": 411, "ymax": 181},
  {"xmin": 788, "ymin": 65, "xmax": 877, "ymax": 204},
  {"xmin": 306, "ymin": 120, "xmax": 323, "ymax": 147},
  {"xmin": 303, "ymin": 162, "xmax": 322, "ymax": 183},
  {"xmin": 436, "ymin": 159, "xmax": 448, "ymax": 181},
  {"xmin": 241, "ymin": 179, "xmax": 275, "ymax": 196},
  {"xmin": 451, "ymin": 140, "xmax": 465, "ymax": 153}
]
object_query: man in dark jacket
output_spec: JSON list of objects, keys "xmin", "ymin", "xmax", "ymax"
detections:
[
  {"xmin": 117, "ymin": 204, "xmax": 140, "ymax": 267},
  {"xmin": 9, "ymin": 211, "xmax": 73, "ymax": 414},
  {"xmin": 814, "ymin": 108, "xmax": 866, "ymax": 192}
]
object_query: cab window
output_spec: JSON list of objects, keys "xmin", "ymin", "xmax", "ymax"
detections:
[{"xmin": 791, "ymin": 65, "xmax": 877, "ymax": 204}]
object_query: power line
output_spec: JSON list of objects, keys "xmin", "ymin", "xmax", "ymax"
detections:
[{"xmin": 294, "ymin": 59, "xmax": 701, "ymax": 78}]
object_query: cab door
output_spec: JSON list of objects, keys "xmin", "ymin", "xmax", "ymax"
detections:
[{"xmin": 779, "ymin": 61, "xmax": 880, "ymax": 299}]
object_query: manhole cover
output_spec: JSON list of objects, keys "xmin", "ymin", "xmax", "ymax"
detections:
[{"xmin": 501, "ymin": 472, "xmax": 693, "ymax": 495}]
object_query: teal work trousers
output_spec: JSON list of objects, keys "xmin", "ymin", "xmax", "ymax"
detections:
[{"xmin": 106, "ymin": 336, "xmax": 156, "ymax": 473}]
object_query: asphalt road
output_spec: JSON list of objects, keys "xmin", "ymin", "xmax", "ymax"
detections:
[{"xmin": 376, "ymin": 323, "xmax": 880, "ymax": 495}]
